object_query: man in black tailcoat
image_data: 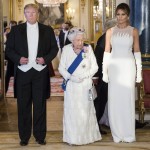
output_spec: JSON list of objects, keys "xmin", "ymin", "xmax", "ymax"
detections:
[
  {"xmin": 6, "ymin": 4, "xmax": 58, "ymax": 146},
  {"xmin": 93, "ymin": 33, "xmax": 108, "ymax": 134},
  {"xmin": 59, "ymin": 21, "xmax": 73, "ymax": 51}
]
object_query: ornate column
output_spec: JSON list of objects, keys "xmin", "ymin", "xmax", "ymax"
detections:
[{"xmin": 130, "ymin": 0, "xmax": 150, "ymax": 67}]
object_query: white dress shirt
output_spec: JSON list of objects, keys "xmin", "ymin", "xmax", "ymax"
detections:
[
  {"xmin": 63, "ymin": 30, "xmax": 69, "ymax": 45},
  {"xmin": 18, "ymin": 22, "xmax": 46, "ymax": 72}
]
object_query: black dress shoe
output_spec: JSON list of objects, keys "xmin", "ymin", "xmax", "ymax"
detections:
[
  {"xmin": 20, "ymin": 140, "xmax": 28, "ymax": 146},
  {"xmin": 99, "ymin": 125, "xmax": 107, "ymax": 134},
  {"xmin": 100, "ymin": 129, "xmax": 107, "ymax": 135},
  {"xmin": 36, "ymin": 139, "xmax": 46, "ymax": 145},
  {"xmin": 135, "ymin": 120, "xmax": 148, "ymax": 129}
]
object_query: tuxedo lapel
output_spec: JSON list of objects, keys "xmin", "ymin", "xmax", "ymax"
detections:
[
  {"xmin": 37, "ymin": 23, "xmax": 44, "ymax": 54},
  {"xmin": 20, "ymin": 23, "xmax": 28, "ymax": 56},
  {"xmin": 60, "ymin": 30, "xmax": 65, "ymax": 44}
]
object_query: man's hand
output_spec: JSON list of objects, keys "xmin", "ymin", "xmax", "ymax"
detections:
[
  {"xmin": 36, "ymin": 57, "xmax": 45, "ymax": 65},
  {"xmin": 92, "ymin": 79, "xmax": 98, "ymax": 85},
  {"xmin": 20, "ymin": 57, "xmax": 28, "ymax": 65}
]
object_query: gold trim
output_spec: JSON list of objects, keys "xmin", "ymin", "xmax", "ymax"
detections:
[
  {"xmin": 142, "ymin": 62, "xmax": 150, "ymax": 65},
  {"xmin": 142, "ymin": 54, "xmax": 150, "ymax": 58},
  {"xmin": 64, "ymin": 2, "xmax": 67, "ymax": 21},
  {"xmin": 90, "ymin": 0, "xmax": 94, "ymax": 43},
  {"xmin": 9, "ymin": 0, "xmax": 13, "ymax": 20},
  {"xmin": 137, "ymin": 69, "xmax": 150, "ymax": 123},
  {"xmin": 143, "ymin": 68, "xmax": 150, "ymax": 70}
]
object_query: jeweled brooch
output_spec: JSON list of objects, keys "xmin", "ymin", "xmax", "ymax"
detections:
[{"xmin": 82, "ymin": 53, "xmax": 86, "ymax": 59}]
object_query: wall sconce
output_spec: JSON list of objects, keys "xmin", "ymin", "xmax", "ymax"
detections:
[
  {"xmin": 66, "ymin": 7, "xmax": 75, "ymax": 21},
  {"xmin": 106, "ymin": 5, "xmax": 110, "ymax": 18},
  {"xmin": 93, "ymin": 5, "xmax": 102, "ymax": 20},
  {"xmin": 93, "ymin": 0, "xmax": 103, "ymax": 20}
]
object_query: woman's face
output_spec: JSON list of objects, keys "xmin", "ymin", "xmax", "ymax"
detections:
[
  {"xmin": 116, "ymin": 9, "xmax": 129, "ymax": 25},
  {"xmin": 72, "ymin": 34, "xmax": 84, "ymax": 50}
]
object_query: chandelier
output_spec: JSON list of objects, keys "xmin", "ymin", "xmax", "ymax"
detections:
[{"xmin": 36, "ymin": 0, "xmax": 67, "ymax": 7}]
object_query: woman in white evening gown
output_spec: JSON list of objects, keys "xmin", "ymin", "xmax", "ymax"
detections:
[
  {"xmin": 58, "ymin": 27, "xmax": 101, "ymax": 145},
  {"xmin": 102, "ymin": 3, "xmax": 142, "ymax": 143}
]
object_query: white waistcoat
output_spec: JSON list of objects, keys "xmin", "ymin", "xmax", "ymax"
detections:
[{"xmin": 18, "ymin": 22, "xmax": 46, "ymax": 72}]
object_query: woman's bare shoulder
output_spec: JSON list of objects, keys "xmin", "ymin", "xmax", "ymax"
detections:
[{"xmin": 106, "ymin": 28, "xmax": 112, "ymax": 37}]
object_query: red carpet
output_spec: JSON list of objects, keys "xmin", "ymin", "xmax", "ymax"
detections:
[{"xmin": 6, "ymin": 71, "xmax": 64, "ymax": 97}]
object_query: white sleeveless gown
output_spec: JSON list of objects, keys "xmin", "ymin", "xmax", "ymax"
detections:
[{"xmin": 108, "ymin": 26, "xmax": 136, "ymax": 143}]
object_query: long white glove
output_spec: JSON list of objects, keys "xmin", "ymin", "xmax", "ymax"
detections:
[
  {"xmin": 102, "ymin": 52, "xmax": 111, "ymax": 83},
  {"xmin": 70, "ymin": 75, "xmax": 83, "ymax": 83},
  {"xmin": 134, "ymin": 52, "xmax": 142, "ymax": 83}
]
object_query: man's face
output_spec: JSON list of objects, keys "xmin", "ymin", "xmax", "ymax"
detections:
[
  {"xmin": 24, "ymin": 7, "xmax": 38, "ymax": 24},
  {"xmin": 61, "ymin": 23, "xmax": 66, "ymax": 29},
  {"xmin": 65, "ymin": 24, "xmax": 69, "ymax": 30}
]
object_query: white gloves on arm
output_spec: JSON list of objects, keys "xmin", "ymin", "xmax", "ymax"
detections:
[
  {"xmin": 134, "ymin": 52, "xmax": 142, "ymax": 83},
  {"xmin": 102, "ymin": 52, "xmax": 111, "ymax": 83},
  {"xmin": 58, "ymin": 64, "xmax": 71, "ymax": 81},
  {"xmin": 78, "ymin": 72, "xmax": 90, "ymax": 80},
  {"xmin": 70, "ymin": 75, "xmax": 83, "ymax": 83}
]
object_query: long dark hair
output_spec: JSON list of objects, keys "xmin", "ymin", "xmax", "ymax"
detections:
[{"xmin": 115, "ymin": 3, "xmax": 130, "ymax": 16}]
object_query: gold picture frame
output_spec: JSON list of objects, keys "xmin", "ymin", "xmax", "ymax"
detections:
[
  {"xmin": 92, "ymin": 0, "xmax": 116, "ymax": 45},
  {"xmin": 95, "ymin": 20, "xmax": 101, "ymax": 33},
  {"xmin": 103, "ymin": 0, "xmax": 116, "ymax": 24},
  {"xmin": 35, "ymin": 1, "xmax": 66, "ymax": 27}
]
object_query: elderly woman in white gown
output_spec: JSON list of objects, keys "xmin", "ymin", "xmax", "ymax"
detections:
[{"xmin": 58, "ymin": 27, "xmax": 101, "ymax": 145}]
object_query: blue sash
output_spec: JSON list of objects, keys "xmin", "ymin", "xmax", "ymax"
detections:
[{"xmin": 61, "ymin": 49, "xmax": 84, "ymax": 91}]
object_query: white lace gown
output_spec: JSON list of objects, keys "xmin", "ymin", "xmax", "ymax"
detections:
[
  {"xmin": 59, "ymin": 44, "xmax": 101, "ymax": 145},
  {"xmin": 108, "ymin": 26, "xmax": 136, "ymax": 143}
]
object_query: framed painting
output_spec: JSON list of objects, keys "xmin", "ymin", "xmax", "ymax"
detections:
[
  {"xmin": 104, "ymin": 0, "xmax": 116, "ymax": 21},
  {"xmin": 35, "ymin": 1, "xmax": 66, "ymax": 27},
  {"xmin": 95, "ymin": 20, "xmax": 101, "ymax": 33}
]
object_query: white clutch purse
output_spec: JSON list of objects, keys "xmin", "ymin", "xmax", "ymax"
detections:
[{"xmin": 89, "ymin": 84, "xmax": 97, "ymax": 101}]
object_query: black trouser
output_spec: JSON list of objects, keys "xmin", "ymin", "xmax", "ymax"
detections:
[
  {"xmin": 94, "ymin": 81, "xmax": 108, "ymax": 125},
  {"xmin": 16, "ymin": 68, "xmax": 48, "ymax": 141},
  {"xmin": 5, "ymin": 60, "xmax": 14, "ymax": 93}
]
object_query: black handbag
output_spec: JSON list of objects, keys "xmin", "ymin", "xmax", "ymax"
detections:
[{"xmin": 61, "ymin": 79, "xmax": 67, "ymax": 91}]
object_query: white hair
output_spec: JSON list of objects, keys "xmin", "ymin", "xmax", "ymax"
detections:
[
  {"xmin": 104, "ymin": 18, "xmax": 117, "ymax": 31},
  {"xmin": 68, "ymin": 27, "xmax": 85, "ymax": 42}
]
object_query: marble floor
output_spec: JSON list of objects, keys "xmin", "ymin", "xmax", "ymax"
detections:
[{"xmin": 0, "ymin": 96, "xmax": 150, "ymax": 150}]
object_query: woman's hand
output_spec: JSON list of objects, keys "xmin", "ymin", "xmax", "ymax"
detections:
[
  {"xmin": 83, "ymin": 45, "xmax": 89, "ymax": 53},
  {"xmin": 93, "ymin": 79, "xmax": 98, "ymax": 85},
  {"xmin": 70, "ymin": 75, "xmax": 83, "ymax": 83}
]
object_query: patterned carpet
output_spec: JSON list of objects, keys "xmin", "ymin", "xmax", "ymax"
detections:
[
  {"xmin": 6, "ymin": 71, "xmax": 64, "ymax": 97},
  {"xmin": 0, "ymin": 127, "xmax": 150, "ymax": 143}
]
